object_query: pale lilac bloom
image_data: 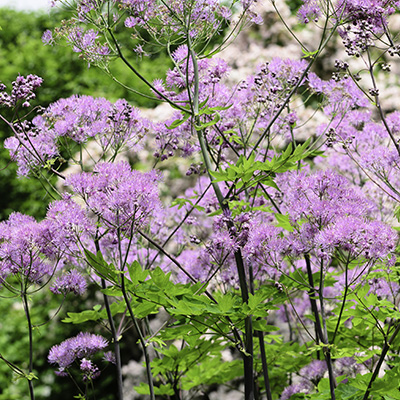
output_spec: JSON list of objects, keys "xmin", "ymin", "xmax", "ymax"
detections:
[
  {"xmin": 103, "ymin": 351, "xmax": 116, "ymax": 364},
  {"xmin": 300, "ymin": 359, "xmax": 327, "ymax": 382},
  {"xmin": 42, "ymin": 30, "xmax": 54, "ymax": 45},
  {"xmin": 65, "ymin": 161, "xmax": 162, "ymax": 232},
  {"xmin": 298, "ymin": 0, "xmax": 321, "ymax": 23},
  {"xmin": 80, "ymin": 358, "xmax": 100, "ymax": 381},
  {"xmin": 280, "ymin": 383, "xmax": 307, "ymax": 400},
  {"xmin": 50, "ymin": 270, "xmax": 87, "ymax": 295},
  {"xmin": 0, "ymin": 213, "xmax": 53, "ymax": 284},
  {"xmin": 48, "ymin": 332, "xmax": 108, "ymax": 377}
]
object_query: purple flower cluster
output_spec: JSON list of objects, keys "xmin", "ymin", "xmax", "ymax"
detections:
[
  {"xmin": 281, "ymin": 359, "xmax": 327, "ymax": 399},
  {"xmin": 0, "ymin": 74, "xmax": 43, "ymax": 108},
  {"xmin": 48, "ymin": 332, "xmax": 108, "ymax": 379},
  {"xmin": 243, "ymin": 222, "xmax": 287, "ymax": 280},
  {"xmin": 152, "ymin": 57, "xmax": 308, "ymax": 161},
  {"xmin": 44, "ymin": 195, "xmax": 94, "ymax": 256},
  {"xmin": 50, "ymin": 270, "xmax": 87, "ymax": 295},
  {"xmin": 315, "ymin": 216, "xmax": 397, "ymax": 261},
  {"xmin": 0, "ymin": 213, "xmax": 52, "ymax": 285},
  {"xmin": 66, "ymin": 161, "xmax": 162, "ymax": 232},
  {"xmin": 297, "ymin": 0, "xmax": 321, "ymax": 23},
  {"xmin": 67, "ymin": 27, "xmax": 110, "ymax": 62},
  {"xmin": 308, "ymin": 72, "xmax": 369, "ymax": 118},
  {"xmin": 336, "ymin": 0, "xmax": 400, "ymax": 56},
  {"xmin": 4, "ymin": 116, "xmax": 58, "ymax": 176},
  {"xmin": 275, "ymin": 169, "xmax": 396, "ymax": 262},
  {"xmin": 4, "ymin": 94, "xmax": 150, "ymax": 176},
  {"xmin": 120, "ymin": 0, "xmax": 262, "ymax": 41},
  {"xmin": 310, "ymin": 75, "xmax": 400, "ymax": 220}
]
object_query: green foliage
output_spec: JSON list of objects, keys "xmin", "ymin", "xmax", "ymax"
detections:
[
  {"xmin": 210, "ymin": 138, "xmax": 319, "ymax": 191},
  {"xmin": 75, "ymin": 252, "xmax": 290, "ymax": 395}
]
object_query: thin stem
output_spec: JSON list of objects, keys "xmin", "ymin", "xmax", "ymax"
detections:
[
  {"xmin": 366, "ymin": 48, "xmax": 400, "ymax": 157},
  {"xmin": 304, "ymin": 255, "xmax": 336, "ymax": 400},
  {"xmin": 258, "ymin": 331, "xmax": 272, "ymax": 400},
  {"xmin": 116, "ymin": 225, "xmax": 155, "ymax": 400},
  {"xmin": 21, "ymin": 291, "xmax": 35, "ymax": 400},
  {"xmin": 94, "ymin": 239, "xmax": 123, "ymax": 400},
  {"xmin": 147, "ymin": 182, "xmax": 212, "ymax": 269},
  {"xmin": 137, "ymin": 228, "xmax": 245, "ymax": 350},
  {"xmin": 121, "ymin": 274, "xmax": 155, "ymax": 400},
  {"xmin": 249, "ymin": 262, "xmax": 272, "ymax": 400},
  {"xmin": 332, "ymin": 257, "xmax": 351, "ymax": 343},
  {"xmin": 101, "ymin": 278, "xmax": 124, "ymax": 400},
  {"xmin": 107, "ymin": 29, "xmax": 190, "ymax": 115},
  {"xmin": 362, "ymin": 322, "xmax": 400, "ymax": 400},
  {"xmin": 249, "ymin": 13, "xmax": 342, "ymax": 158}
]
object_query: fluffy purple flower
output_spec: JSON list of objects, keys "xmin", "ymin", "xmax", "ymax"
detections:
[
  {"xmin": 80, "ymin": 358, "xmax": 100, "ymax": 381},
  {"xmin": 243, "ymin": 220, "xmax": 287, "ymax": 280},
  {"xmin": 65, "ymin": 25, "xmax": 110, "ymax": 65},
  {"xmin": 299, "ymin": 359, "xmax": 327, "ymax": 382},
  {"xmin": 315, "ymin": 216, "xmax": 397, "ymax": 261},
  {"xmin": 336, "ymin": 0, "xmax": 399, "ymax": 56},
  {"xmin": 4, "ymin": 115, "xmax": 58, "ymax": 176},
  {"xmin": 174, "ymin": 249, "xmax": 213, "ymax": 284},
  {"xmin": 280, "ymin": 383, "xmax": 307, "ymax": 400},
  {"xmin": 103, "ymin": 351, "xmax": 116, "ymax": 364},
  {"xmin": 65, "ymin": 161, "xmax": 162, "ymax": 232},
  {"xmin": 48, "ymin": 332, "xmax": 108, "ymax": 376},
  {"xmin": 0, "ymin": 213, "xmax": 53, "ymax": 284},
  {"xmin": 44, "ymin": 195, "xmax": 94, "ymax": 256},
  {"xmin": 5, "ymin": 95, "xmax": 150, "ymax": 176},
  {"xmin": 50, "ymin": 270, "xmax": 87, "ymax": 295},
  {"xmin": 42, "ymin": 29, "xmax": 54, "ymax": 45},
  {"xmin": 308, "ymin": 72, "xmax": 369, "ymax": 117},
  {"xmin": 297, "ymin": 0, "xmax": 321, "ymax": 23},
  {"xmin": 278, "ymin": 169, "xmax": 373, "ymax": 225},
  {"xmin": 206, "ymin": 230, "xmax": 239, "ymax": 266},
  {"xmin": 274, "ymin": 169, "xmax": 397, "ymax": 263}
]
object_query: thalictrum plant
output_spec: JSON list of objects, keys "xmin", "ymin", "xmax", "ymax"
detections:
[{"xmin": 1, "ymin": 1, "xmax": 400, "ymax": 400}]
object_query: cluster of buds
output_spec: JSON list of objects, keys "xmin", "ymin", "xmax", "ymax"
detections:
[{"xmin": 0, "ymin": 75, "xmax": 43, "ymax": 108}]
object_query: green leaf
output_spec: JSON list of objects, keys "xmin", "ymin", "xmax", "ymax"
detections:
[
  {"xmin": 216, "ymin": 293, "xmax": 235, "ymax": 314},
  {"xmin": 199, "ymin": 96, "xmax": 209, "ymax": 109},
  {"xmin": 253, "ymin": 319, "xmax": 279, "ymax": 332},
  {"xmin": 209, "ymin": 169, "xmax": 229, "ymax": 182},
  {"xmin": 62, "ymin": 306, "xmax": 102, "ymax": 324},
  {"xmin": 275, "ymin": 213, "xmax": 294, "ymax": 232},
  {"xmin": 134, "ymin": 301, "xmax": 159, "ymax": 318},
  {"xmin": 134, "ymin": 382, "xmax": 174, "ymax": 395},
  {"xmin": 335, "ymin": 384, "xmax": 364, "ymax": 400},
  {"xmin": 195, "ymin": 112, "xmax": 221, "ymax": 130},
  {"xmin": 301, "ymin": 47, "xmax": 319, "ymax": 58},
  {"xmin": 84, "ymin": 248, "xmax": 118, "ymax": 283},
  {"xmin": 165, "ymin": 113, "xmax": 190, "ymax": 129},
  {"xmin": 127, "ymin": 260, "xmax": 148, "ymax": 284},
  {"xmin": 150, "ymin": 267, "xmax": 171, "ymax": 289}
]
